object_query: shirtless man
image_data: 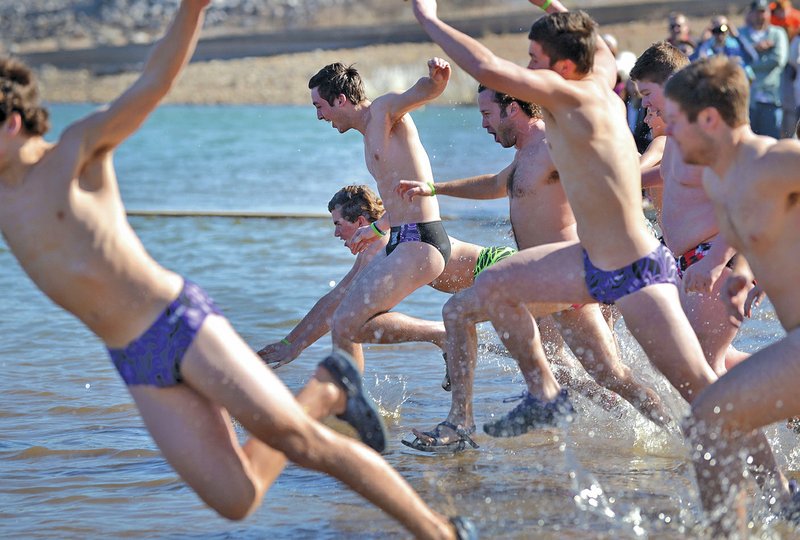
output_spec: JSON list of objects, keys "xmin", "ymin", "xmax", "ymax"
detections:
[
  {"xmin": 397, "ymin": 86, "xmax": 667, "ymax": 450},
  {"xmin": 408, "ymin": 0, "xmax": 721, "ymax": 436},
  {"xmin": 630, "ymin": 42, "xmax": 750, "ymax": 375},
  {"xmin": 0, "ymin": 3, "xmax": 474, "ymax": 538},
  {"xmin": 664, "ymin": 55, "xmax": 797, "ymax": 537},
  {"xmin": 258, "ymin": 184, "xmax": 514, "ymax": 388},
  {"xmin": 306, "ymin": 59, "xmax": 456, "ymax": 416}
]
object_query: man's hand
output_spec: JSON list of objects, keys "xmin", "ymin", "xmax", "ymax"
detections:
[
  {"xmin": 682, "ymin": 256, "xmax": 725, "ymax": 295},
  {"xmin": 722, "ymin": 273, "xmax": 752, "ymax": 328},
  {"xmin": 428, "ymin": 57, "xmax": 451, "ymax": 86},
  {"xmin": 257, "ymin": 341, "xmax": 295, "ymax": 369},
  {"xmin": 396, "ymin": 179, "xmax": 434, "ymax": 201},
  {"xmin": 743, "ymin": 283, "xmax": 765, "ymax": 318},
  {"xmin": 346, "ymin": 224, "xmax": 381, "ymax": 254},
  {"xmin": 410, "ymin": 0, "xmax": 439, "ymax": 23}
]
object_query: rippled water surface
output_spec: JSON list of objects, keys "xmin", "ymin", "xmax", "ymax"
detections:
[{"xmin": 0, "ymin": 105, "xmax": 794, "ymax": 539}]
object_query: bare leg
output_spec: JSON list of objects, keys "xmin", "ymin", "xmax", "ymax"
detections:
[
  {"xmin": 680, "ymin": 267, "xmax": 748, "ymax": 376},
  {"xmin": 137, "ymin": 315, "xmax": 457, "ymax": 538},
  {"xmin": 410, "ymin": 288, "xmax": 487, "ymax": 445},
  {"xmin": 688, "ymin": 330, "xmax": 800, "ymax": 536},
  {"xmin": 552, "ymin": 305, "xmax": 671, "ymax": 425},
  {"xmin": 325, "ymin": 243, "xmax": 445, "ymax": 417},
  {"xmin": 538, "ymin": 316, "xmax": 622, "ymax": 412},
  {"xmin": 474, "ymin": 242, "xmax": 590, "ymax": 402},
  {"xmin": 359, "ymin": 311, "xmax": 446, "ymax": 350}
]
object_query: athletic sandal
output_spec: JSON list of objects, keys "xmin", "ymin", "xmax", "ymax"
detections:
[
  {"xmin": 483, "ymin": 389, "xmax": 575, "ymax": 438},
  {"xmin": 783, "ymin": 479, "xmax": 800, "ymax": 522},
  {"xmin": 319, "ymin": 351, "xmax": 387, "ymax": 453},
  {"xmin": 450, "ymin": 516, "xmax": 478, "ymax": 539},
  {"xmin": 441, "ymin": 353, "xmax": 451, "ymax": 392},
  {"xmin": 401, "ymin": 421, "xmax": 478, "ymax": 453}
]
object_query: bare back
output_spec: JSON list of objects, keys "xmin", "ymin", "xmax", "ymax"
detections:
[
  {"xmin": 363, "ymin": 99, "xmax": 441, "ymax": 226},
  {"xmin": 542, "ymin": 77, "xmax": 656, "ymax": 268},
  {"xmin": 660, "ymin": 138, "xmax": 719, "ymax": 255},
  {"xmin": 0, "ymin": 140, "xmax": 181, "ymax": 348},
  {"xmin": 704, "ymin": 137, "xmax": 800, "ymax": 328}
]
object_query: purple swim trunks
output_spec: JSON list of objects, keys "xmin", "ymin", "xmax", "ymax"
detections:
[
  {"xmin": 108, "ymin": 280, "xmax": 222, "ymax": 387},
  {"xmin": 583, "ymin": 243, "xmax": 679, "ymax": 305}
]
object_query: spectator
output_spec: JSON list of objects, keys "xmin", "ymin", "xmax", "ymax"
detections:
[
  {"xmin": 666, "ymin": 12, "xmax": 697, "ymax": 57},
  {"xmin": 788, "ymin": 29, "xmax": 800, "ymax": 134},
  {"xmin": 694, "ymin": 15, "xmax": 757, "ymax": 78},
  {"xmin": 739, "ymin": 0, "xmax": 789, "ymax": 137},
  {"xmin": 770, "ymin": 1, "xmax": 800, "ymax": 135}
]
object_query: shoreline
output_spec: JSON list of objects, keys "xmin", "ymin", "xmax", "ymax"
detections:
[{"xmin": 34, "ymin": 11, "xmax": 739, "ymax": 106}]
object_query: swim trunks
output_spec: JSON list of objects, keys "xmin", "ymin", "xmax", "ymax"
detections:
[
  {"xmin": 386, "ymin": 221, "xmax": 451, "ymax": 264},
  {"xmin": 583, "ymin": 244, "xmax": 679, "ymax": 305},
  {"xmin": 474, "ymin": 246, "xmax": 516, "ymax": 278},
  {"xmin": 108, "ymin": 280, "xmax": 222, "ymax": 387},
  {"xmin": 676, "ymin": 241, "xmax": 735, "ymax": 278}
]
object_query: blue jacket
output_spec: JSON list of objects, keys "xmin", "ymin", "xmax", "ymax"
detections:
[{"xmin": 738, "ymin": 24, "xmax": 788, "ymax": 105}]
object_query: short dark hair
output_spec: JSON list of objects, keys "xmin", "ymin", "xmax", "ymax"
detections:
[
  {"xmin": 477, "ymin": 85, "xmax": 542, "ymax": 119},
  {"xmin": 629, "ymin": 41, "xmax": 689, "ymax": 85},
  {"xmin": 308, "ymin": 63, "xmax": 367, "ymax": 106},
  {"xmin": 664, "ymin": 56, "xmax": 749, "ymax": 127},
  {"xmin": 528, "ymin": 11, "xmax": 597, "ymax": 75},
  {"xmin": 327, "ymin": 185, "xmax": 385, "ymax": 223},
  {"xmin": 0, "ymin": 57, "xmax": 50, "ymax": 136}
]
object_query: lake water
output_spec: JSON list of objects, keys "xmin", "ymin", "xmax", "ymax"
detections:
[{"xmin": 0, "ymin": 104, "xmax": 794, "ymax": 539}]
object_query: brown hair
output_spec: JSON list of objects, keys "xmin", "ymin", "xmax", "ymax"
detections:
[
  {"xmin": 629, "ymin": 41, "xmax": 689, "ymax": 85},
  {"xmin": 664, "ymin": 56, "xmax": 749, "ymax": 126},
  {"xmin": 0, "ymin": 57, "xmax": 50, "ymax": 136},
  {"xmin": 327, "ymin": 185, "xmax": 385, "ymax": 223},
  {"xmin": 528, "ymin": 11, "xmax": 597, "ymax": 75},
  {"xmin": 477, "ymin": 84, "xmax": 542, "ymax": 119},
  {"xmin": 308, "ymin": 63, "xmax": 367, "ymax": 106}
]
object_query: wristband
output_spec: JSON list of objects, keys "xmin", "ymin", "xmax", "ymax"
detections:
[
  {"xmin": 427, "ymin": 181, "xmax": 436, "ymax": 196},
  {"xmin": 281, "ymin": 338, "xmax": 291, "ymax": 346},
  {"xmin": 540, "ymin": 0, "xmax": 552, "ymax": 11},
  {"xmin": 370, "ymin": 222, "xmax": 386, "ymax": 237}
]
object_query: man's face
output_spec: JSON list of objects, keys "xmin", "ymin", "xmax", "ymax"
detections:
[
  {"xmin": 527, "ymin": 40, "xmax": 552, "ymax": 71},
  {"xmin": 669, "ymin": 16, "xmax": 688, "ymax": 39},
  {"xmin": 635, "ymin": 80, "xmax": 665, "ymax": 115},
  {"xmin": 331, "ymin": 207, "xmax": 362, "ymax": 244},
  {"xmin": 644, "ymin": 107, "xmax": 666, "ymax": 137},
  {"xmin": 478, "ymin": 90, "xmax": 516, "ymax": 148},
  {"xmin": 664, "ymin": 98, "xmax": 712, "ymax": 166},
  {"xmin": 311, "ymin": 87, "xmax": 347, "ymax": 133},
  {"xmin": 751, "ymin": 8, "xmax": 769, "ymax": 27}
]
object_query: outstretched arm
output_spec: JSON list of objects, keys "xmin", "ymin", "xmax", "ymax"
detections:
[
  {"xmin": 64, "ymin": 1, "xmax": 209, "ymax": 168},
  {"xmin": 258, "ymin": 259, "xmax": 364, "ymax": 368},
  {"xmin": 396, "ymin": 164, "xmax": 512, "ymax": 201},
  {"xmin": 376, "ymin": 57, "xmax": 451, "ymax": 124}
]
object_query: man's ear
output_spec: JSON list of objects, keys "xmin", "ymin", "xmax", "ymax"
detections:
[
  {"xmin": 552, "ymin": 58, "xmax": 577, "ymax": 79},
  {"xmin": 335, "ymin": 94, "xmax": 348, "ymax": 107},
  {"xmin": 4, "ymin": 111, "xmax": 22, "ymax": 136},
  {"xmin": 697, "ymin": 107, "xmax": 722, "ymax": 131}
]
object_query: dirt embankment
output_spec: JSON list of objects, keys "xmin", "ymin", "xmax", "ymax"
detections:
[{"xmin": 26, "ymin": 1, "xmax": 743, "ymax": 105}]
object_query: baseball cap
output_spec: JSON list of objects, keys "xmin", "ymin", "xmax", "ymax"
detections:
[{"xmin": 750, "ymin": 0, "xmax": 770, "ymax": 10}]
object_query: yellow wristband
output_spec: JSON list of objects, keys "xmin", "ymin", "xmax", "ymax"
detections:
[
  {"xmin": 540, "ymin": 0, "xmax": 552, "ymax": 10},
  {"xmin": 427, "ymin": 181, "xmax": 436, "ymax": 196}
]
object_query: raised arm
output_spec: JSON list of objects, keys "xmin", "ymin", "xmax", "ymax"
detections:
[
  {"xmin": 374, "ymin": 57, "xmax": 451, "ymax": 124},
  {"xmin": 410, "ymin": 0, "xmax": 571, "ymax": 111},
  {"xmin": 64, "ymin": 1, "xmax": 209, "ymax": 168}
]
